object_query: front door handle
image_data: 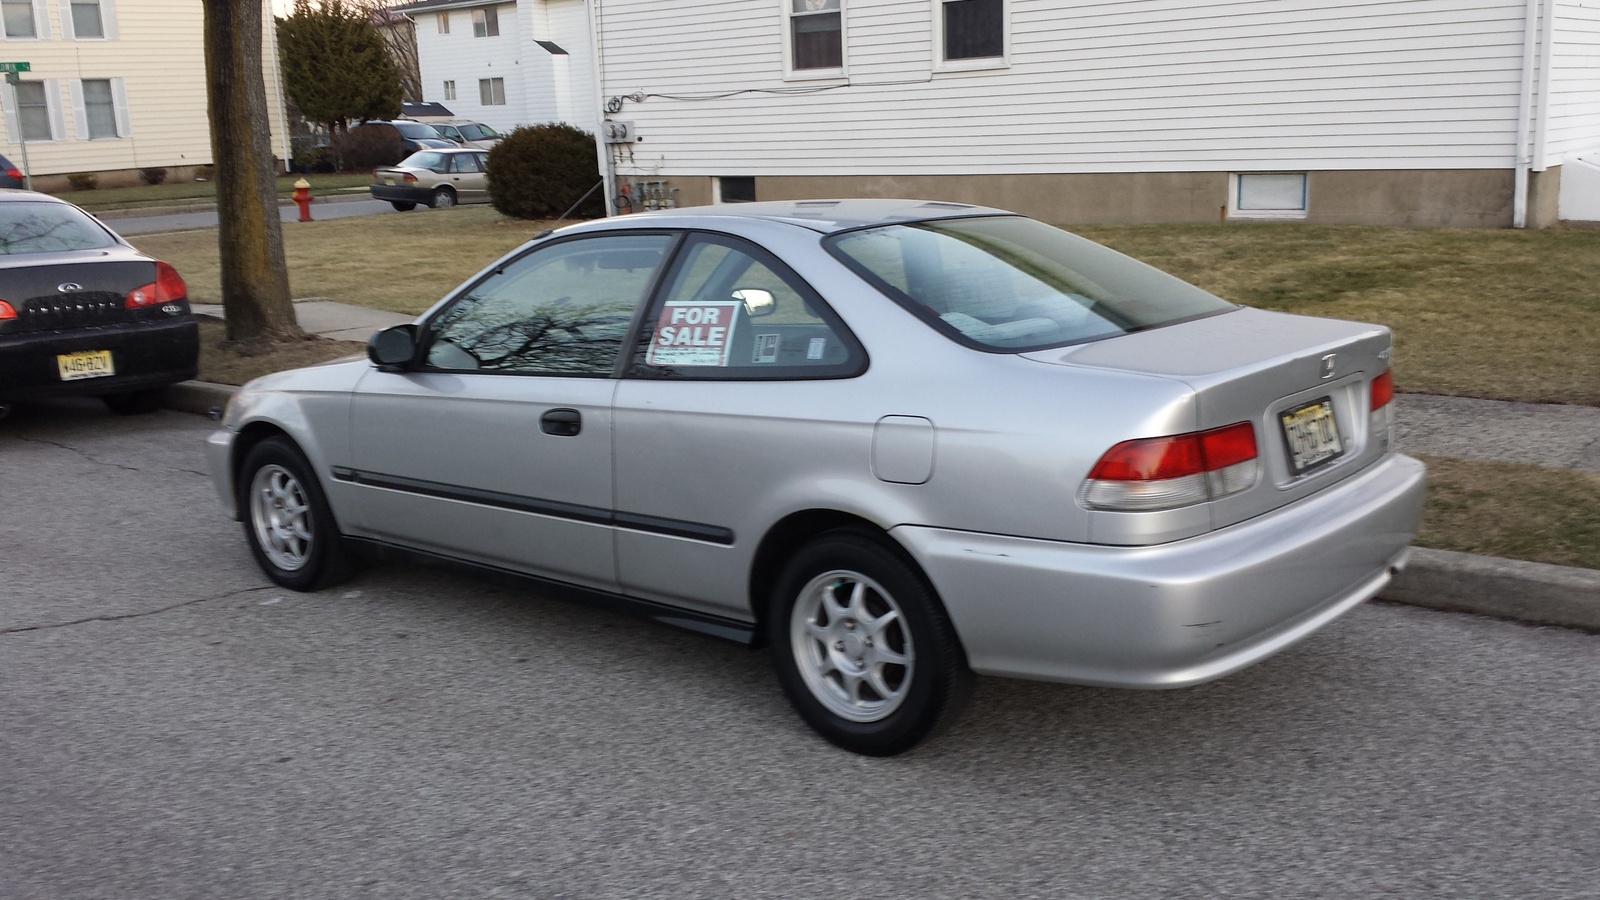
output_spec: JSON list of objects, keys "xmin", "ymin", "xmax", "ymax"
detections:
[{"xmin": 540, "ymin": 408, "xmax": 582, "ymax": 436}]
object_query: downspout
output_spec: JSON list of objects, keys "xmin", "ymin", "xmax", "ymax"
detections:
[
  {"xmin": 587, "ymin": 0, "xmax": 616, "ymax": 217},
  {"xmin": 1532, "ymin": 0, "xmax": 1556, "ymax": 174},
  {"xmin": 1512, "ymin": 0, "xmax": 1540, "ymax": 227}
]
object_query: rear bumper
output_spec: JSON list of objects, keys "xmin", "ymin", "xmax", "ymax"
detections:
[
  {"xmin": 895, "ymin": 453, "xmax": 1426, "ymax": 688},
  {"xmin": 369, "ymin": 184, "xmax": 433, "ymax": 204},
  {"xmin": 0, "ymin": 317, "xmax": 198, "ymax": 401}
]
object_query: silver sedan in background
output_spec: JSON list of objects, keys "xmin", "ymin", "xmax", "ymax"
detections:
[{"xmin": 206, "ymin": 200, "xmax": 1425, "ymax": 755}]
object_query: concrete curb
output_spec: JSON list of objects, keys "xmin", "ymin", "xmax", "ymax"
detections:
[
  {"xmin": 160, "ymin": 380, "xmax": 1599, "ymax": 634},
  {"xmin": 1379, "ymin": 547, "xmax": 1600, "ymax": 633},
  {"xmin": 93, "ymin": 192, "xmax": 373, "ymax": 222}
]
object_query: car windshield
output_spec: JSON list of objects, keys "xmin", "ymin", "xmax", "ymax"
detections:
[
  {"xmin": 0, "ymin": 202, "xmax": 117, "ymax": 254},
  {"xmin": 460, "ymin": 123, "xmax": 499, "ymax": 140},
  {"xmin": 826, "ymin": 216, "xmax": 1235, "ymax": 351},
  {"xmin": 394, "ymin": 121, "xmax": 442, "ymax": 139},
  {"xmin": 401, "ymin": 151, "xmax": 449, "ymax": 172}
]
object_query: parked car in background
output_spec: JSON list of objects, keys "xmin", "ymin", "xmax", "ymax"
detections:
[
  {"xmin": 0, "ymin": 190, "xmax": 197, "ymax": 416},
  {"xmin": 365, "ymin": 119, "xmax": 455, "ymax": 156},
  {"xmin": 0, "ymin": 153, "xmax": 23, "ymax": 189},
  {"xmin": 206, "ymin": 199, "xmax": 1425, "ymax": 756},
  {"xmin": 424, "ymin": 120, "xmax": 504, "ymax": 150},
  {"xmin": 369, "ymin": 148, "xmax": 491, "ymax": 210}
]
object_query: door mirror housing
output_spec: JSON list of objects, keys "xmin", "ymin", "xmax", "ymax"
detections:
[
  {"xmin": 368, "ymin": 324, "xmax": 419, "ymax": 370},
  {"xmin": 732, "ymin": 288, "xmax": 775, "ymax": 318}
]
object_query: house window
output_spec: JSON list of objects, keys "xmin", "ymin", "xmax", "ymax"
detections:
[
  {"xmin": 941, "ymin": 0, "xmax": 1004, "ymax": 61},
  {"xmin": 2, "ymin": 0, "xmax": 37, "ymax": 38},
  {"xmin": 472, "ymin": 7, "xmax": 498, "ymax": 38},
  {"xmin": 437, "ymin": 11, "xmax": 449, "ymax": 33},
  {"xmin": 443, "ymin": 80, "xmax": 456, "ymax": 101},
  {"xmin": 790, "ymin": 0, "xmax": 842, "ymax": 71},
  {"xmin": 479, "ymin": 77, "xmax": 505, "ymax": 106},
  {"xmin": 70, "ymin": 0, "xmax": 105, "ymax": 38},
  {"xmin": 1230, "ymin": 173, "xmax": 1309, "ymax": 220},
  {"xmin": 14, "ymin": 81, "xmax": 52, "ymax": 140},
  {"xmin": 80, "ymin": 78, "xmax": 117, "ymax": 138}
]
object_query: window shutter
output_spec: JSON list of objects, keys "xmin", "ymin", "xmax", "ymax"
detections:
[
  {"xmin": 1, "ymin": 84, "xmax": 18, "ymax": 143},
  {"xmin": 69, "ymin": 78, "xmax": 86, "ymax": 139},
  {"xmin": 56, "ymin": 0, "xmax": 74, "ymax": 39},
  {"xmin": 110, "ymin": 76, "xmax": 128, "ymax": 136},
  {"xmin": 29, "ymin": 0, "xmax": 49, "ymax": 38},
  {"xmin": 44, "ymin": 78, "xmax": 62, "ymax": 140},
  {"xmin": 99, "ymin": 0, "xmax": 114, "ymax": 39}
]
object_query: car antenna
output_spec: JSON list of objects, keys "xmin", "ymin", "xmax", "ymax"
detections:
[{"xmin": 533, "ymin": 179, "xmax": 606, "ymax": 240}]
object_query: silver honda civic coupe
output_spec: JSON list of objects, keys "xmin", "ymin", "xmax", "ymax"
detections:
[{"xmin": 206, "ymin": 199, "xmax": 1425, "ymax": 755}]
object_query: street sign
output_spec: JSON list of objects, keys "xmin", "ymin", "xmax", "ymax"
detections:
[{"xmin": 0, "ymin": 62, "xmax": 31, "ymax": 74}]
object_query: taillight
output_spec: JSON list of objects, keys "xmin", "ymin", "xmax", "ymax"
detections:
[
  {"xmin": 1081, "ymin": 422, "xmax": 1259, "ymax": 511},
  {"xmin": 3, "ymin": 168, "xmax": 20, "ymax": 180},
  {"xmin": 126, "ymin": 261, "xmax": 187, "ymax": 308},
  {"xmin": 0, "ymin": 299, "xmax": 15, "ymax": 320},
  {"xmin": 1370, "ymin": 369, "xmax": 1393, "ymax": 410},
  {"xmin": 402, "ymin": 172, "xmax": 417, "ymax": 183},
  {"xmin": 1369, "ymin": 368, "xmax": 1395, "ymax": 451}
]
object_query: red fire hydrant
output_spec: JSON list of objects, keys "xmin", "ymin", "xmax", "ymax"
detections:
[{"xmin": 292, "ymin": 178, "xmax": 313, "ymax": 222}]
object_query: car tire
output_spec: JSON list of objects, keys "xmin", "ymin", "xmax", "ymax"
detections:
[
  {"xmin": 101, "ymin": 388, "xmax": 166, "ymax": 415},
  {"xmin": 429, "ymin": 188, "xmax": 455, "ymax": 209},
  {"xmin": 390, "ymin": 201, "xmax": 417, "ymax": 212},
  {"xmin": 768, "ymin": 528, "xmax": 973, "ymax": 756},
  {"xmin": 238, "ymin": 436, "xmax": 351, "ymax": 592}
]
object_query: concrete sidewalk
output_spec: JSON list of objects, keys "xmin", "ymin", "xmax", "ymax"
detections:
[{"xmin": 172, "ymin": 298, "xmax": 1600, "ymax": 634}]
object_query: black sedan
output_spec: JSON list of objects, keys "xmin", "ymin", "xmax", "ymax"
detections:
[{"xmin": 0, "ymin": 191, "xmax": 197, "ymax": 416}]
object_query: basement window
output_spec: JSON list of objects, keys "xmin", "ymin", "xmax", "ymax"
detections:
[
  {"xmin": 1230, "ymin": 173, "xmax": 1308, "ymax": 220},
  {"xmin": 718, "ymin": 177, "xmax": 756, "ymax": 203}
]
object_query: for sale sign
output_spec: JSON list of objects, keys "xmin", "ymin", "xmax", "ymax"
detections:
[{"xmin": 646, "ymin": 300, "xmax": 741, "ymax": 367}]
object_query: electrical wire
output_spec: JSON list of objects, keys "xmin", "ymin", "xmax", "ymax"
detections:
[{"xmin": 604, "ymin": 76, "xmax": 935, "ymax": 113}]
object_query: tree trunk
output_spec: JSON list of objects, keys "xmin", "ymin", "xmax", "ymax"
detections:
[{"xmin": 203, "ymin": 0, "xmax": 302, "ymax": 344}]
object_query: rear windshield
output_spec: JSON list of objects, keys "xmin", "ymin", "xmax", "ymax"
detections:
[
  {"xmin": 0, "ymin": 201, "xmax": 117, "ymax": 254},
  {"xmin": 825, "ymin": 216, "xmax": 1235, "ymax": 351},
  {"xmin": 401, "ymin": 151, "xmax": 448, "ymax": 172}
]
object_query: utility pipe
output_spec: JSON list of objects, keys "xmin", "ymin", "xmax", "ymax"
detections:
[{"xmin": 587, "ymin": 0, "xmax": 616, "ymax": 217}]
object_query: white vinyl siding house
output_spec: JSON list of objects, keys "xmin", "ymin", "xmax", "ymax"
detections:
[
  {"xmin": 0, "ymin": 0, "xmax": 291, "ymax": 185},
  {"xmin": 587, "ymin": 0, "xmax": 1600, "ymax": 226},
  {"xmin": 402, "ymin": 0, "xmax": 595, "ymax": 135}
]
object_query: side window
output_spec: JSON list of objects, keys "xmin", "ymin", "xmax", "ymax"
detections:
[
  {"xmin": 424, "ymin": 234, "xmax": 673, "ymax": 376},
  {"xmin": 450, "ymin": 153, "xmax": 480, "ymax": 173},
  {"xmin": 633, "ymin": 234, "xmax": 864, "ymax": 379}
]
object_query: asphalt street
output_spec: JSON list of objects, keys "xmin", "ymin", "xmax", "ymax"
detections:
[
  {"xmin": 106, "ymin": 197, "xmax": 400, "ymax": 235},
  {"xmin": 2, "ymin": 401, "xmax": 1597, "ymax": 899}
]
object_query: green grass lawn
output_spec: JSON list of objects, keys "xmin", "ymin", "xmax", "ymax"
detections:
[
  {"xmin": 1416, "ymin": 455, "xmax": 1600, "ymax": 570},
  {"xmin": 57, "ymin": 173, "xmax": 373, "ymax": 212}
]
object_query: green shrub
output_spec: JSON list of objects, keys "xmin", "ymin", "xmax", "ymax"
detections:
[
  {"xmin": 335, "ymin": 124, "xmax": 405, "ymax": 171},
  {"xmin": 66, "ymin": 172, "xmax": 98, "ymax": 191},
  {"xmin": 139, "ymin": 167, "xmax": 168, "ymax": 185},
  {"xmin": 486, "ymin": 123, "xmax": 604, "ymax": 220},
  {"xmin": 292, "ymin": 144, "xmax": 337, "ymax": 174}
]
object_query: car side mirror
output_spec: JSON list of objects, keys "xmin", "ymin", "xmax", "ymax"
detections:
[
  {"xmin": 732, "ymin": 288, "xmax": 775, "ymax": 318},
  {"xmin": 368, "ymin": 324, "xmax": 419, "ymax": 370}
]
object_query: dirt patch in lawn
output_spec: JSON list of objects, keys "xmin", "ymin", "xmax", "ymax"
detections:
[{"xmin": 197, "ymin": 319, "xmax": 364, "ymax": 387}]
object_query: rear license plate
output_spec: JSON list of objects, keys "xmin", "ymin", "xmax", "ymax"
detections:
[
  {"xmin": 384, "ymin": 178, "xmax": 395, "ymax": 186},
  {"xmin": 1280, "ymin": 397, "xmax": 1343, "ymax": 474},
  {"xmin": 57, "ymin": 350, "xmax": 115, "ymax": 381}
]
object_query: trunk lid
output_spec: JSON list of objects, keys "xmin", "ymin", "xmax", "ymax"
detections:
[
  {"xmin": 0, "ymin": 254, "xmax": 161, "ymax": 334},
  {"xmin": 1022, "ymin": 307, "xmax": 1394, "ymax": 531}
]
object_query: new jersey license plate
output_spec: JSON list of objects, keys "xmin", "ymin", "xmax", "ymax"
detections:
[
  {"xmin": 1280, "ymin": 397, "xmax": 1343, "ymax": 474},
  {"xmin": 57, "ymin": 350, "xmax": 115, "ymax": 381}
]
